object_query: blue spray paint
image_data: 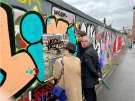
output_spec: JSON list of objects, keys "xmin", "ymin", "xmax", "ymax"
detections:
[
  {"xmin": 0, "ymin": 73, "xmax": 4, "ymax": 85},
  {"xmin": 67, "ymin": 25, "xmax": 78, "ymax": 56},
  {"xmin": 0, "ymin": 68, "xmax": 6, "ymax": 86},
  {"xmin": 21, "ymin": 12, "xmax": 45, "ymax": 82},
  {"xmin": 67, "ymin": 26, "xmax": 77, "ymax": 45}
]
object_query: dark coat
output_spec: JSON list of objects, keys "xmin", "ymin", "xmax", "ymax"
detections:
[{"xmin": 80, "ymin": 44, "xmax": 102, "ymax": 88}]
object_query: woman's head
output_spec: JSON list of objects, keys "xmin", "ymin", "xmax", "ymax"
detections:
[{"xmin": 66, "ymin": 42, "xmax": 76, "ymax": 54}]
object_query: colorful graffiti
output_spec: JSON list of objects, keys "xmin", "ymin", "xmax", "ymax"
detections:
[
  {"xmin": 0, "ymin": 3, "xmax": 49, "ymax": 98},
  {"xmin": 80, "ymin": 22, "xmax": 87, "ymax": 32},
  {"xmin": 45, "ymin": 12, "xmax": 122, "ymax": 69},
  {"xmin": 0, "ymin": 3, "xmax": 36, "ymax": 98},
  {"xmin": 44, "ymin": 35, "xmax": 65, "ymax": 50},
  {"xmin": 52, "ymin": 6, "xmax": 75, "ymax": 23},
  {"xmin": 20, "ymin": 11, "xmax": 45, "ymax": 82},
  {"xmin": 0, "ymin": 2, "xmax": 77, "ymax": 98},
  {"xmin": 14, "ymin": 8, "xmax": 27, "ymax": 49},
  {"xmin": 99, "ymin": 32, "xmax": 114, "ymax": 67},
  {"xmin": 67, "ymin": 24, "xmax": 77, "ymax": 45},
  {"xmin": 0, "ymin": 1, "xmax": 126, "ymax": 99},
  {"xmin": 113, "ymin": 34, "xmax": 122, "ymax": 54},
  {"xmin": 46, "ymin": 16, "xmax": 69, "ymax": 34},
  {"xmin": 46, "ymin": 16, "xmax": 77, "ymax": 47},
  {"xmin": 16, "ymin": 82, "xmax": 54, "ymax": 101}
]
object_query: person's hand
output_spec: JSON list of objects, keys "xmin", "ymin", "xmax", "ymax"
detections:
[
  {"xmin": 98, "ymin": 78, "xmax": 102, "ymax": 82},
  {"xmin": 98, "ymin": 72, "xmax": 103, "ymax": 78}
]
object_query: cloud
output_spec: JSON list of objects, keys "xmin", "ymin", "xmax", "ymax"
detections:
[{"xmin": 63, "ymin": 0, "xmax": 134, "ymax": 30}]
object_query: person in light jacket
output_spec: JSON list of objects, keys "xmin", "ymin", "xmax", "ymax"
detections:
[{"xmin": 53, "ymin": 42, "xmax": 83, "ymax": 101}]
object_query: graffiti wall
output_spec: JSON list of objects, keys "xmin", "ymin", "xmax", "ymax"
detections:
[
  {"xmin": 0, "ymin": 0, "xmax": 126, "ymax": 100},
  {"xmin": 52, "ymin": 6, "xmax": 75, "ymax": 23},
  {"xmin": 0, "ymin": 3, "xmax": 37, "ymax": 98}
]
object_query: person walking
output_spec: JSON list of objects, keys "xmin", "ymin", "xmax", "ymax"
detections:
[{"xmin": 80, "ymin": 34, "xmax": 102, "ymax": 101}]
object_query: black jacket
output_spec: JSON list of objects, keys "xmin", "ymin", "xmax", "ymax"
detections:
[{"xmin": 80, "ymin": 44, "xmax": 102, "ymax": 88}]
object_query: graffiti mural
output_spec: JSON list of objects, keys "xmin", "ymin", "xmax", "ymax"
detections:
[
  {"xmin": 16, "ymin": 82, "xmax": 54, "ymax": 101},
  {"xmin": 46, "ymin": 16, "xmax": 69, "ymax": 34},
  {"xmin": 13, "ymin": 8, "xmax": 27, "ymax": 49},
  {"xmin": 113, "ymin": 34, "xmax": 122, "ymax": 54},
  {"xmin": 0, "ymin": 1, "xmax": 126, "ymax": 100},
  {"xmin": 80, "ymin": 22, "xmax": 86, "ymax": 32},
  {"xmin": 43, "ymin": 34, "xmax": 65, "ymax": 51},
  {"xmin": 67, "ymin": 24, "xmax": 77, "ymax": 45},
  {"xmin": 0, "ymin": 2, "xmax": 49, "ymax": 99},
  {"xmin": 20, "ymin": 11, "xmax": 45, "ymax": 82},
  {"xmin": 0, "ymin": 3, "xmax": 36, "ymax": 98},
  {"xmin": 52, "ymin": 6, "xmax": 75, "ymax": 23}
]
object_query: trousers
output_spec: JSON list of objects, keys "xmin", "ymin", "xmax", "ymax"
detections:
[{"xmin": 83, "ymin": 87, "xmax": 97, "ymax": 101}]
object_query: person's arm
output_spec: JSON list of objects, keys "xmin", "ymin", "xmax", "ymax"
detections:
[
  {"xmin": 84, "ymin": 54, "xmax": 99, "ymax": 78},
  {"xmin": 53, "ymin": 58, "xmax": 63, "ymax": 80},
  {"xmin": 91, "ymin": 50, "xmax": 102, "ymax": 78}
]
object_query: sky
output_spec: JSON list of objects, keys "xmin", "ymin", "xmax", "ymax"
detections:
[{"xmin": 63, "ymin": 0, "xmax": 134, "ymax": 30}]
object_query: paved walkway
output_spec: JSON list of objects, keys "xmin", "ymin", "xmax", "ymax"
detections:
[{"xmin": 97, "ymin": 48, "xmax": 135, "ymax": 101}]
